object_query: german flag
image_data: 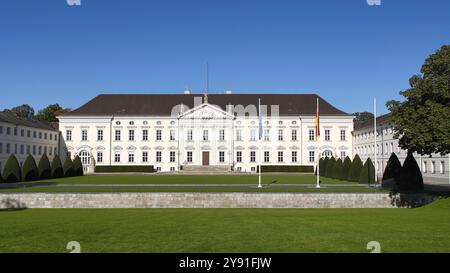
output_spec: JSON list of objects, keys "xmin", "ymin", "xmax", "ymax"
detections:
[{"xmin": 315, "ymin": 98, "xmax": 320, "ymax": 141}]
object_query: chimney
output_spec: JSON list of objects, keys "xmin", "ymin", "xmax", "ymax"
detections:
[
  {"xmin": 225, "ymin": 89, "xmax": 233, "ymax": 94},
  {"xmin": 184, "ymin": 89, "xmax": 192, "ymax": 95}
]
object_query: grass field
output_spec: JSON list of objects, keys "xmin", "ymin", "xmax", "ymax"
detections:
[{"xmin": 1, "ymin": 198, "xmax": 449, "ymax": 253}]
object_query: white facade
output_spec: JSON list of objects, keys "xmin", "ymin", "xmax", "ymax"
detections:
[
  {"xmin": 353, "ymin": 117, "xmax": 449, "ymax": 185},
  {"xmin": 0, "ymin": 118, "xmax": 60, "ymax": 172},
  {"xmin": 58, "ymin": 96, "xmax": 354, "ymax": 173}
]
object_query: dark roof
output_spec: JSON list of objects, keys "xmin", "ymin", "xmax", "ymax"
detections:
[
  {"xmin": 354, "ymin": 113, "xmax": 392, "ymax": 130},
  {"xmin": 62, "ymin": 94, "xmax": 350, "ymax": 117},
  {"xmin": 0, "ymin": 110, "xmax": 57, "ymax": 131}
]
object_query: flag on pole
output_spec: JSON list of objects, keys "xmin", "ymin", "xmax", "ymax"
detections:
[
  {"xmin": 315, "ymin": 98, "xmax": 320, "ymax": 141},
  {"xmin": 315, "ymin": 97, "xmax": 321, "ymax": 188}
]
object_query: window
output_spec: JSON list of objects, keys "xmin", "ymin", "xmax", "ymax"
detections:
[
  {"xmin": 20, "ymin": 144, "xmax": 24, "ymax": 155},
  {"xmin": 14, "ymin": 127, "xmax": 18, "ymax": 136},
  {"xmin": 81, "ymin": 130, "xmax": 88, "ymax": 141},
  {"xmin": 32, "ymin": 145, "xmax": 36, "ymax": 155},
  {"xmin": 322, "ymin": 150, "xmax": 333, "ymax": 158},
  {"xmin": 115, "ymin": 130, "xmax": 121, "ymax": 141},
  {"xmin": 80, "ymin": 151, "xmax": 91, "ymax": 165},
  {"xmin": 38, "ymin": 146, "xmax": 42, "ymax": 155},
  {"xmin": 26, "ymin": 145, "xmax": 30, "ymax": 155},
  {"xmin": 219, "ymin": 151, "xmax": 225, "ymax": 163},
  {"xmin": 390, "ymin": 143, "xmax": 394, "ymax": 154},
  {"xmin": 309, "ymin": 129, "xmax": 315, "ymax": 141},
  {"xmin": 423, "ymin": 161, "xmax": 427, "ymax": 173},
  {"xmin": 38, "ymin": 132, "xmax": 42, "ymax": 139},
  {"xmin": 142, "ymin": 152, "xmax": 148, "ymax": 162},
  {"xmin": 292, "ymin": 151, "xmax": 297, "ymax": 162},
  {"xmin": 187, "ymin": 129, "xmax": 193, "ymax": 141},
  {"xmin": 250, "ymin": 151, "xmax": 256, "ymax": 162},
  {"xmin": 128, "ymin": 153, "xmax": 135, "ymax": 163},
  {"xmin": 292, "ymin": 129, "xmax": 297, "ymax": 141},
  {"xmin": 340, "ymin": 152, "xmax": 346, "ymax": 160},
  {"xmin": 250, "ymin": 130, "xmax": 256, "ymax": 141},
  {"xmin": 0, "ymin": 143, "xmax": 2, "ymax": 153},
  {"xmin": 49, "ymin": 133, "xmax": 53, "ymax": 140},
  {"xmin": 97, "ymin": 130, "xmax": 103, "ymax": 141},
  {"xmin": 264, "ymin": 129, "xmax": 270, "ymax": 141},
  {"xmin": 340, "ymin": 130, "xmax": 346, "ymax": 141},
  {"xmin": 21, "ymin": 129, "xmax": 24, "ymax": 137},
  {"xmin": 97, "ymin": 152, "xmax": 103, "ymax": 163},
  {"xmin": 170, "ymin": 167, "xmax": 175, "ymax": 172},
  {"xmin": 203, "ymin": 129, "xmax": 209, "ymax": 141},
  {"xmin": 142, "ymin": 129, "xmax": 148, "ymax": 141},
  {"xmin": 0, "ymin": 126, "xmax": 2, "ymax": 134},
  {"xmin": 309, "ymin": 151, "xmax": 315, "ymax": 163},
  {"xmin": 431, "ymin": 161, "xmax": 435, "ymax": 174},
  {"xmin": 325, "ymin": 129, "xmax": 330, "ymax": 141},
  {"xmin": 44, "ymin": 133, "xmax": 47, "ymax": 139},
  {"xmin": 278, "ymin": 129, "xmax": 284, "ymax": 141},
  {"xmin": 115, "ymin": 153, "xmax": 121, "ymax": 163},
  {"xmin": 170, "ymin": 130, "xmax": 176, "ymax": 141},
  {"xmin": 66, "ymin": 130, "xmax": 72, "ymax": 141},
  {"xmin": 187, "ymin": 151, "xmax": 193, "ymax": 162},
  {"xmin": 278, "ymin": 151, "xmax": 283, "ymax": 162},
  {"xmin": 6, "ymin": 127, "xmax": 11, "ymax": 135},
  {"xmin": 264, "ymin": 151, "xmax": 270, "ymax": 163},
  {"xmin": 6, "ymin": 144, "xmax": 10, "ymax": 154},
  {"xmin": 170, "ymin": 151, "xmax": 176, "ymax": 162},
  {"xmin": 236, "ymin": 130, "xmax": 242, "ymax": 141},
  {"xmin": 236, "ymin": 151, "xmax": 242, "ymax": 162},
  {"xmin": 219, "ymin": 129, "xmax": 225, "ymax": 141},
  {"xmin": 156, "ymin": 151, "xmax": 162, "ymax": 162},
  {"xmin": 440, "ymin": 161, "xmax": 445, "ymax": 174},
  {"xmin": 156, "ymin": 130, "xmax": 162, "ymax": 141},
  {"xmin": 27, "ymin": 130, "xmax": 30, "ymax": 137},
  {"xmin": 129, "ymin": 130, "xmax": 135, "ymax": 141}
]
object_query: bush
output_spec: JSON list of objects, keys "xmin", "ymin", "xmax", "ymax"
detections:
[
  {"xmin": 341, "ymin": 156, "xmax": 352, "ymax": 181},
  {"xmin": 359, "ymin": 158, "xmax": 375, "ymax": 184},
  {"xmin": 333, "ymin": 158, "xmax": 343, "ymax": 179},
  {"xmin": 51, "ymin": 155, "xmax": 64, "ymax": 178},
  {"xmin": 348, "ymin": 154, "xmax": 363, "ymax": 182},
  {"xmin": 321, "ymin": 157, "xmax": 329, "ymax": 177},
  {"xmin": 95, "ymin": 165, "xmax": 155, "ymax": 173},
  {"xmin": 3, "ymin": 154, "xmax": 22, "ymax": 183},
  {"xmin": 316, "ymin": 158, "xmax": 324, "ymax": 175},
  {"xmin": 382, "ymin": 153, "xmax": 402, "ymax": 181},
  {"xmin": 0, "ymin": 167, "xmax": 3, "ymax": 183},
  {"xmin": 257, "ymin": 165, "xmax": 314, "ymax": 173},
  {"xmin": 73, "ymin": 156, "xmax": 84, "ymax": 176},
  {"xmin": 22, "ymin": 155, "xmax": 39, "ymax": 182},
  {"xmin": 325, "ymin": 157, "xmax": 336, "ymax": 178},
  {"xmin": 38, "ymin": 154, "xmax": 52, "ymax": 180},
  {"xmin": 63, "ymin": 158, "xmax": 75, "ymax": 177},
  {"xmin": 394, "ymin": 151, "xmax": 424, "ymax": 192}
]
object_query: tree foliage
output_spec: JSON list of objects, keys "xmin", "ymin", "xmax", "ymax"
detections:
[
  {"xmin": 3, "ymin": 154, "xmax": 22, "ymax": 183},
  {"xmin": 395, "ymin": 151, "xmax": 424, "ymax": 192},
  {"xmin": 348, "ymin": 154, "xmax": 363, "ymax": 182},
  {"xmin": 353, "ymin": 112, "xmax": 375, "ymax": 126},
  {"xmin": 51, "ymin": 155, "xmax": 64, "ymax": 178},
  {"xmin": 382, "ymin": 153, "xmax": 402, "ymax": 181},
  {"xmin": 63, "ymin": 158, "xmax": 75, "ymax": 177},
  {"xmin": 341, "ymin": 156, "xmax": 352, "ymax": 181},
  {"xmin": 22, "ymin": 155, "xmax": 39, "ymax": 181},
  {"xmin": 35, "ymin": 104, "xmax": 71, "ymax": 122},
  {"xmin": 73, "ymin": 156, "xmax": 84, "ymax": 176},
  {"xmin": 10, "ymin": 104, "xmax": 35, "ymax": 119},
  {"xmin": 359, "ymin": 158, "xmax": 375, "ymax": 184},
  {"xmin": 38, "ymin": 154, "xmax": 52, "ymax": 180},
  {"xmin": 386, "ymin": 45, "xmax": 450, "ymax": 155},
  {"xmin": 333, "ymin": 158, "xmax": 343, "ymax": 179},
  {"xmin": 325, "ymin": 157, "xmax": 336, "ymax": 178}
]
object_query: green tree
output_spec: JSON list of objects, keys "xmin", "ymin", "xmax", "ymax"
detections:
[
  {"xmin": 382, "ymin": 153, "xmax": 402, "ymax": 181},
  {"xmin": 63, "ymin": 158, "xmax": 75, "ymax": 177},
  {"xmin": 326, "ymin": 157, "xmax": 336, "ymax": 178},
  {"xmin": 51, "ymin": 155, "xmax": 64, "ymax": 178},
  {"xmin": 35, "ymin": 104, "xmax": 71, "ymax": 122},
  {"xmin": 73, "ymin": 156, "xmax": 84, "ymax": 176},
  {"xmin": 348, "ymin": 154, "xmax": 363, "ymax": 182},
  {"xmin": 359, "ymin": 158, "xmax": 375, "ymax": 184},
  {"xmin": 3, "ymin": 154, "xmax": 22, "ymax": 183},
  {"xmin": 38, "ymin": 154, "xmax": 52, "ymax": 180},
  {"xmin": 386, "ymin": 45, "xmax": 450, "ymax": 155},
  {"xmin": 333, "ymin": 158, "xmax": 343, "ymax": 179},
  {"xmin": 353, "ymin": 112, "xmax": 374, "ymax": 126},
  {"xmin": 0, "ymin": 166, "xmax": 3, "ymax": 183},
  {"xmin": 321, "ymin": 157, "xmax": 329, "ymax": 177},
  {"xmin": 10, "ymin": 104, "xmax": 35, "ymax": 119},
  {"xmin": 22, "ymin": 155, "xmax": 39, "ymax": 181},
  {"xmin": 341, "ymin": 156, "xmax": 352, "ymax": 181},
  {"xmin": 395, "ymin": 151, "xmax": 424, "ymax": 192}
]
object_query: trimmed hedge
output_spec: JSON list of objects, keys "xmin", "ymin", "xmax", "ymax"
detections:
[
  {"xmin": 51, "ymin": 155, "xmax": 64, "ymax": 178},
  {"xmin": 383, "ymin": 153, "xmax": 402, "ymax": 181},
  {"xmin": 359, "ymin": 158, "xmax": 375, "ymax": 184},
  {"xmin": 63, "ymin": 158, "xmax": 75, "ymax": 177},
  {"xmin": 395, "ymin": 151, "xmax": 424, "ymax": 192},
  {"xmin": 38, "ymin": 154, "xmax": 52, "ymax": 180},
  {"xmin": 348, "ymin": 154, "xmax": 363, "ymax": 182},
  {"xmin": 257, "ymin": 165, "xmax": 314, "ymax": 173},
  {"xmin": 341, "ymin": 156, "xmax": 352, "ymax": 181},
  {"xmin": 3, "ymin": 154, "xmax": 22, "ymax": 183},
  {"xmin": 95, "ymin": 165, "xmax": 155, "ymax": 173},
  {"xmin": 325, "ymin": 157, "xmax": 336, "ymax": 178},
  {"xmin": 22, "ymin": 155, "xmax": 39, "ymax": 182},
  {"xmin": 333, "ymin": 158, "xmax": 343, "ymax": 179},
  {"xmin": 0, "ymin": 166, "xmax": 3, "ymax": 183},
  {"xmin": 322, "ymin": 157, "xmax": 329, "ymax": 177},
  {"xmin": 73, "ymin": 156, "xmax": 84, "ymax": 176}
]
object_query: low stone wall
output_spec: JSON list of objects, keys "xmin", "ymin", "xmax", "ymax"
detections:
[{"xmin": 0, "ymin": 193, "xmax": 438, "ymax": 209}]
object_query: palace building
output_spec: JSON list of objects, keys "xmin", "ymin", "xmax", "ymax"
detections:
[{"xmin": 57, "ymin": 92, "xmax": 354, "ymax": 173}]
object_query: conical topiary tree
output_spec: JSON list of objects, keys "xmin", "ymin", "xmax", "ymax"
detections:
[
  {"xmin": 348, "ymin": 154, "xmax": 363, "ymax": 182},
  {"xmin": 359, "ymin": 158, "xmax": 375, "ymax": 184},
  {"xmin": 326, "ymin": 157, "xmax": 336, "ymax": 178},
  {"xmin": 321, "ymin": 157, "xmax": 329, "ymax": 177},
  {"xmin": 63, "ymin": 157, "xmax": 75, "ymax": 177},
  {"xmin": 73, "ymin": 155, "xmax": 84, "ymax": 176},
  {"xmin": 395, "ymin": 151, "xmax": 424, "ymax": 192},
  {"xmin": 38, "ymin": 154, "xmax": 52, "ymax": 180},
  {"xmin": 341, "ymin": 156, "xmax": 352, "ymax": 181},
  {"xmin": 0, "ymin": 166, "xmax": 3, "ymax": 183},
  {"xmin": 382, "ymin": 153, "xmax": 402, "ymax": 181},
  {"xmin": 316, "ymin": 158, "xmax": 323, "ymax": 175},
  {"xmin": 333, "ymin": 158, "xmax": 343, "ymax": 179},
  {"xmin": 51, "ymin": 155, "xmax": 64, "ymax": 178},
  {"xmin": 3, "ymin": 154, "xmax": 22, "ymax": 183},
  {"xmin": 22, "ymin": 155, "xmax": 39, "ymax": 182}
]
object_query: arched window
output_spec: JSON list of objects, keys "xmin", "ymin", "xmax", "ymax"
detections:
[
  {"xmin": 321, "ymin": 150, "xmax": 333, "ymax": 158},
  {"xmin": 79, "ymin": 150, "xmax": 91, "ymax": 165}
]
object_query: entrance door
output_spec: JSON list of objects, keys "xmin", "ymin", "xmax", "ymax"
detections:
[{"xmin": 202, "ymin": 151, "xmax": 210, "ymax": 166}]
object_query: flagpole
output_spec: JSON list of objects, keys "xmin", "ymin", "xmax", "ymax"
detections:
[
  {"xmin": 374, "ymin": 98, "xmax": 378, "ymax": 186},
  {"xmin": 258, "ymin": 98, "xmax": 262, "ymax": 188},
  {"xmin": 316, "ymin": 98, "xmax": 321, "ymax": 188}
]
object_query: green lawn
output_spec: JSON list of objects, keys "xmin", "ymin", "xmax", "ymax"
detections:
[{"xmin": 0, "ymin": 197, "xmax": 449, "ymax": 253}]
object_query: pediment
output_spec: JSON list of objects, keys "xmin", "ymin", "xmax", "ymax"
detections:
[
  {"xmin": 277, "ymin": 146, "xmax": 286, "ymax": 150},
  {"xmin": 95, "ymin": 146, "xmax": 106, "ymax": 151},
  {"xmin": 76, "ymin": 145, "xmax": 92, "ymax": 151},
  {"xmin": 179, "ymin": 103, "xmax": 234, "ymax": 120},
  {"xmin": 234, "ymin": 145, "xmax": 245, "ymax": 150},
  {"xmin": 140, "ymin": 146, "xmax": 151, "ymax": 151},
  {"xmin": 338, "ymin": 146, "xmax": 349, "ymax": 150},
  {"xmin": 248, "ymin": 145, "xmax": 258, "ymax": 150},
  {"xmin": 185, "ymin": 145, "xmax": 195, "ymax": 150},
  {"xmin": 127, "ymin": 146, "xmax": 137, "ymax": 151},
  {"xmin": 113, "ymin": 145, "xmax": 123, "ymax": 151},
  {"xmin": 201, "ymin": 145, "xmax": 211, "ymax": 150},
  {"xmin": 168, "ymin": 146, "xmax": 178, "ymax": 150},
  {"xmin": 290, "ymin": 145, "xmax": 300, "ymax": 150},
  {"xmin": 154, "ymin": 146, "xmax": 165, "ymax": 150},
  {"xmin": 262, "ymin": 146, "xmax": 272, "ymax": 150},
  {"xmin": 217, "ymin": 145, "xmax": 228, "ymax": 150}
]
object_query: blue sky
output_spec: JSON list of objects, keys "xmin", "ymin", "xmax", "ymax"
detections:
[{"xmin": 0, "ymin": 0, "xmax": 449, "ymax": 115}]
